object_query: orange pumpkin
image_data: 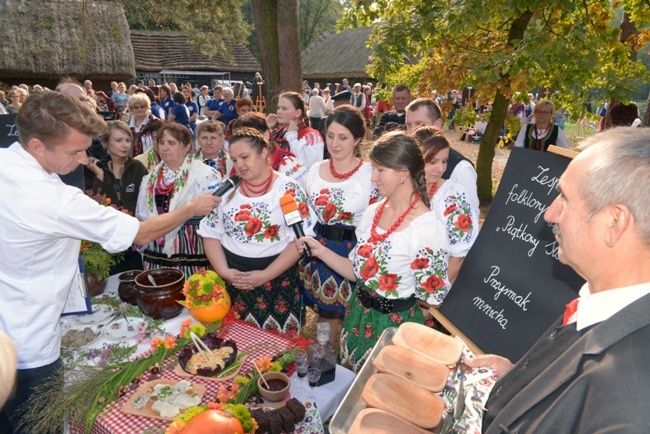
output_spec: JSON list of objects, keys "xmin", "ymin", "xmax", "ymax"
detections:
[
  {"xmin": 187, "ymin": 291, "xmax": 231, "ymax": 324},
  {"xmin": 182, "ymin": 409, "xmax": 244, "ymax": 434}
]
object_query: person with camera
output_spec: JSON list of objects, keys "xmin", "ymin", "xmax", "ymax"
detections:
[{"xmin": 86, "ymin": 121, "xmax": 148, "ymax": 215}]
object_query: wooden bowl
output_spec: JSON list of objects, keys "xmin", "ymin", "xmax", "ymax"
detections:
[
  {"xmin": 257, "ymin": 372, "xmax": 290, "ymax": 402},
  {"xmin": 117, "ymin": 270, "xmax": 142, "ymax": 305},
  {"xmin": 349, "ymin": 408, "xmax": 434, "ymax": 434},
  {"xmin": 392, "ymin": 322, "xmax": 464, "ymax": 365},
  {"xmin": 135, "ymin": 268, "xmax": 185, "ymax": 319},
  {"xmin": 361, "ymin": 373, "xmax": 444, "ymax": 429},
  {"xmin": 373, "ymin": 345, "xmax": 449, "ymax": 392}
]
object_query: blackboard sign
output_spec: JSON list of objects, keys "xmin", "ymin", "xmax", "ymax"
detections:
[
  {"xmin": 0, "ymin": 113, "xmax": 19, "ymax": 148},
  {"xmin": 0, "ymin": 113, "xmax": 85, "ymax": 191},
  {"xmin": 439, "ymin": 147, "xmax": 584, "ymax": 362}
]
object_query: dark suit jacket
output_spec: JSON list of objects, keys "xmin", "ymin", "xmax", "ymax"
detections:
[
  {"xmin": 372, "ymin": 110, "xmax": 406, "ymax": 136},
  {"xmin": 485, "ymin": 291, "xmax": 650, "ymax": 433}
]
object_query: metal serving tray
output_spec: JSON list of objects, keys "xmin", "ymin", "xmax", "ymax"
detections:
[{"xmin": 329, "ymin": 327, "xmax": 397, "ymax": 433}]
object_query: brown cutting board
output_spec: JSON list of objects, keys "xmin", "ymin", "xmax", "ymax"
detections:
[
  {"xmin": 361, "ymin": 373, "xmax": 444, "ymax": 429},
  {"xmin": 373, "ymin": 345, "xmax": 449, "ymax": 392},
  {"xmin": 349, "ymin": 408, "xmax": 435, "ymax": 434},
  {"xmin": 393, "ymin": 322, "xmax": 464, "ymax": 365}
]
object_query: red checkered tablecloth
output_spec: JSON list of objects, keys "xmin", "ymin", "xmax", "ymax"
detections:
[{"xmin": 72, "ymin": 320, "xmax": 293, "ymax": 434}]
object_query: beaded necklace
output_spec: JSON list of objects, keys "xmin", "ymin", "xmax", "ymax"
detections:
[
  {"xmin": 428, "ymin": 182, "xmax": 438, "ymax": 199},
  {"xmin": 241, "ymin": 170, "xmax": 273, "ymax": 197},
  {"xmin": 329, "ymin": 158, "xmax": 363, "ymax": 179},
  {"xmin": 369, "ymin": 194, "xmax": 421, "ymax": 243},
  {"xmin": 155, "ymin": 165, "xmax": 176, "ymax": 195}
]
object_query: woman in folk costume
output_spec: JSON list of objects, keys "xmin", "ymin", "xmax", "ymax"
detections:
[
  {"xmin": 298, "ymin": 132, "xmax": 451, "ymax": 372},
  {"xmin": 199, "ymin": 128, "xmax": 315, "ymax": 336},
  {"xmin": 268, "ymin": 92, "xmax": 324, "ymax": 169},
  {"xmin": 514, "ymin": 99, "xmax": 569, "ymax": 151},
  {"xmin": 136, "ymin": 123, "xmax": 221, "ymax": 278}
]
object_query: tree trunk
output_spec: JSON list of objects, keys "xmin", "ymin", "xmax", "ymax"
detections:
[
  {"xmin": 641, "ymin": 92, "xmax": 650, "ymax": 128},
  {"xmin": 476, "ymin": 9, "xmax": 533, "ymax": 203},
  {"xmin": 476, "ymin": 90, "xmax": 509, "ymax": 203},
  {"xmin": 251, "ymin": 0, "xmax": 301, "ymax": 112},
  {"xmin": 252, "ymin": 0, "xmax": 281, "ymax": 112},
  {"xmin": 277, "ymin": 0, "xmax": 302, "ymax": 93}
]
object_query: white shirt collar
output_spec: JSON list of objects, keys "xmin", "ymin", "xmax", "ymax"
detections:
[{"xmin": 574, "ymin": 282, "xmax": 650, "ymax": 331}]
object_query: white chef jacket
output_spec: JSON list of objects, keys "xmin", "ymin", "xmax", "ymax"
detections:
[{"xmin": 0, "ymin": 143, "xmax": 140, "ymax": 369}]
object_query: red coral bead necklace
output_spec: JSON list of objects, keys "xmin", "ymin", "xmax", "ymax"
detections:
[
  {"xmin": 369, "ymin": 194, "xmax": 421, "ymax": 243},
  {"xmin": 329, "ymin": 158, "xmax": 363, "ymax": 179},
  {"xmin": 428, "ymin": 182, "xmax": 438, "ymax": 199},
  {"xmin": 241, "ymin": 169, "xmax": 274, "ymax": 196}
]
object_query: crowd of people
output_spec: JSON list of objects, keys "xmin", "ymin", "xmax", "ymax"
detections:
[{"xmin": 1, "ymin": 76, "xmax": 649, "ymax": 434}]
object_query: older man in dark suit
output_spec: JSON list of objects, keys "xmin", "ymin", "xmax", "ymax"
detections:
[{"xmin": 465, "ymin": 127, "xmax": 650, "ymax": 433}]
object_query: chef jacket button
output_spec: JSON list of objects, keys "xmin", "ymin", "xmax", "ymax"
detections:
[
  {"xmin": 549, "ymin": 330, "xmax": 558, "ymax": 339},
  {"xmin": 523, "ymin": 359, "xmax": 530, "ymax": 368},
  {"xmin": 495, "ymin": 386, "xmax": 502, "ymax": 395}
]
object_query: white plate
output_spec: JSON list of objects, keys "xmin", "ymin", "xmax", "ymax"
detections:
[
  {"xmin": 61, "ymin": 325, "xmax": 102, "ymax": 348},
  {"xmin": 73, "ymin": 305, "xmax": 115, "ymax": 324},
  {"xmin": 60, "ymin": 319, "xmax": 71, "ymax": 333},
  {"xmin": 103, "ymin": 317, "xmax": 145, "ymax": 340}
]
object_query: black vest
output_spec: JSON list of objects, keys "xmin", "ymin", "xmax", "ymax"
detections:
[
  {"xmin": 523, "ymin": 124, "xmax": 560, "ymax": 152},
  {"xmin": 442, "ymin": 148, "xmax": 474, "ymax": 180}
]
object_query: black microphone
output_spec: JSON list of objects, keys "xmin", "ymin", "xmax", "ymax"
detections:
[
  {"xmin": 212, "ymin": 175, "xmax": 240, "ymax": 196},
  {"xmin": 280, "ymin": 193, "xmax": 311, "ymax": 258}
]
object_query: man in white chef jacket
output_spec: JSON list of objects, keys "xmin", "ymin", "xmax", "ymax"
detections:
[{"xmin": 0, "ymin": 91, "xmax": 220, "ymax": 433}]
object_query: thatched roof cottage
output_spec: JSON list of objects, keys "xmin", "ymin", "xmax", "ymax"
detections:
[
  {"xmin": 0, "ymin": 0, "xmax": 135, "ymax": 88},
  {"xmin": 301, "ymin": 27, "xmax": 374, "ymax": 86},
  {"xmin": 130, "ymin": 30, "xmax": 261, "ymax": 86}
]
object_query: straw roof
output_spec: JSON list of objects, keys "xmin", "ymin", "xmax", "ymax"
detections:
[
  {"xmin": 130, "ymin": 31, "xmax": 260, "ymax": 73},
  {"xmin": 301, "ymin": 27, "xmax": 374, "ymax": 80},
  {"xmin": 0, "ymin": 0, "xmax": 135, "ymax": 81}
]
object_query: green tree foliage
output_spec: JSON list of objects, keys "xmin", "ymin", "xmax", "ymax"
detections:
[
  {"xmin": 342, "ymin": 0, "xmax": 650, "ymax": 202},
  {"xmin": 300, "ymin": 0, "xmax": 351, "ymax": 49}
]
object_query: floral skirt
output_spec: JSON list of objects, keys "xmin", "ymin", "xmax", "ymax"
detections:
[
  {"xmin": 227, "ymin": 263, "xmax": 301, "ymax": 337},
  {"xmin": 300, "ymin": 234, "xmax": 355, "ymax": 316},
  {"xmin": 340, "ymin": 289, "xmax": 424, "ymax": 373}
]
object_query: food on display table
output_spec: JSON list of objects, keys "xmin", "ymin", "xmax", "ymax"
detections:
[
  {"xmin": 185, "ymin": 345, "xmax": 234, "ymax": 374},
  {"xmin": 177, "ymin": 334, "xmax": 239, "ymax": 377},
  {"xmin": 123, "ymin": 379, "xmax": 206, "ymax": 420},
  {"xmin": 61, "ymin": 327, "xmax": 100, "ymax": 348},
  {"xmin": 249, "ymin": 398, "xmax": 307, "ymax": 434}
]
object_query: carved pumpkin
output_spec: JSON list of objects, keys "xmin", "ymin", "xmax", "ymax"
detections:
[
  {"xmin": 181, "ymin": 409, "xmax": 244, "ymax": 434},
  {"xmin": 187, "ymin": 291, "xmax": 231, "ymax": 324}
]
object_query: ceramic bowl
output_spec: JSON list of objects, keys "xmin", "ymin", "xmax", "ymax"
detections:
[
  {"xmin": 135, "ymin": 268, "xmax": 185, "ymax": 319},
  {"xmin": 178, "ymin": 334, "xmax": 238, "ymax": 377},
  {"xmin": 257, "ymin": 372, "xmax": 291, "ymax": 402},
  {"xmin": 117, "ymin": 270, "xmax": 142, "ymax": 305}
]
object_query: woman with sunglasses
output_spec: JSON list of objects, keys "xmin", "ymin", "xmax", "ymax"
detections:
[{"xmin": 128, "ymin": 93, "xmax": 157, "ymax": 157}]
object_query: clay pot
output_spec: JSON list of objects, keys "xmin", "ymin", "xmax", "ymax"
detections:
[
  {"xmin": 135, "ymin": 268, "xmax": 185, "ymax": 319},
  {"xmin": 257, "ymin": 372, "xmax": 291, "ymax": 402},
  {"xmin": 117, "ymin": 270, "xmax": 142, "ymax": 305},
  {"xmin": 87, "ymin": 274, "xmax": 107, "ymax": 297}
]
